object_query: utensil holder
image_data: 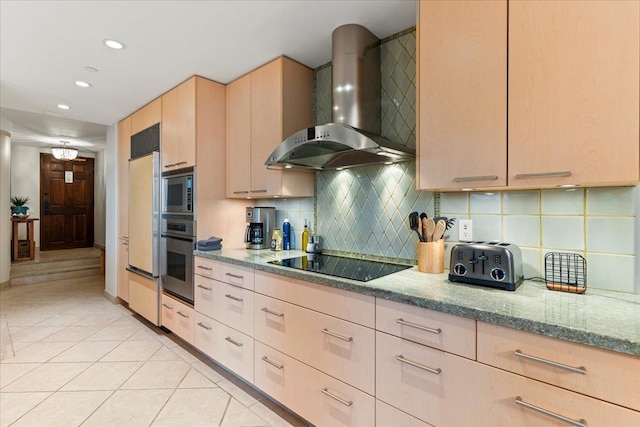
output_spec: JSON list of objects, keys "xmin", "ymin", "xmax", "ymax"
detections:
[{"xmin": 417, "ymin": 239, "xmax": 445, "ymax": 273}]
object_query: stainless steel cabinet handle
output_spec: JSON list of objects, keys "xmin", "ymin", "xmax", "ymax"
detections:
[
  {"xmin": 453, "ymin": 175, "xmax": 499, "ymax": 182},
  {"xmin": 261, "ymin": 307, "xmax": 284, "ymax": 317},
  {"xmin": 225, "ymin": 336, "xmax": 243, "ymax": 347},
  {"xmin": 515, "ymin": 171, "xmax": 572, "ymax": 179},
  {"xmin": 197, "ymin": 322, "xmax": 212, "ymax": 331},
  {"xmin": 164, "ymin": 163, "xmax": 176, "ymax": 168},
  {"xmin": 233, "ymin": 191, "xmax": 249, "ymax": 194},
  {"xmin": 514, "ymin": 350, "xmax": 586, "ymax": 375},
  {"xmin": 515, "ymin": 397, "xmax": 586, "ymax": 427},
  {"xmin": 123, "ymin": 242, "xmax": 129, "ymax": 246},
  {"xmin": 121, "ymin": 236, "xmax": 129, "ymax": 239},
  {"xmin": 261, "ymin": 356, "xmax": 284, "ymax": 370},
  {"xmin": 162, "ymin": 303, "xmax": 173, "ymax": 310},
  {"xmin": 175, "ymin": 161, "xmax": 187, "ymax": 166},
  {"xmin": 250, "ymin": 189, "xmax": 268, "ymax": 193},
  {"xmin": 225, "ymin": 294, "xmax": 244, "ymax": 302},
  {"xmin": 225, "ymin": 272, "xmax": 244, "ymax": 279},
  {"xmin": 396, "ymin": 318, "xmax": 442, "ymax": 335},
  {"xmin": 197, "ymin": 265, "xmax": 213, "ymax": 271},
  {"xmin": 197, "ymin": 284, "xmax": 212, "ymax": 291},
  {"xmin": 321, "ymin": 388, "xmax": 353, "ymax": 407},
  {"xmin": 177, "ymin": 311, "xmax": 189, "ymax": 318},
  {"xmin": 321, "ymin": 328, "xmax": 353, "ymax": 342},
  {"xmin": 396, "ymin": 355, "xmax": 442, "ymax": 375}
]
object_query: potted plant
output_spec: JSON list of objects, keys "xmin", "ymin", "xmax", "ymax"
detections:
[{"xmin": 10, "ymin": 196, "xmax": 30, "ymax": 216}]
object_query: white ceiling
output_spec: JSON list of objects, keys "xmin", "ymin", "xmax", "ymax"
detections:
[{"xmin": 0, "ymin": 0, "xmax": 417, "ymax": 153}]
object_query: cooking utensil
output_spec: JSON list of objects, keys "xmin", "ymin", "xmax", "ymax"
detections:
[
  {"xmin": 432, "ymin": 219, "xmax": 447, "ymax": 242},
  {"xmin": 409, "ymin": 212, "xmax": 424, "ymax": 242},
  {"xmin": 424, "ymin": 218, "xmax": 435, "ymax": 242}
]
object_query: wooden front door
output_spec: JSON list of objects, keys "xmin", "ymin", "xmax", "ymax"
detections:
[{"xmin": 40, "ymin": 154, "xmax": 94, "ymax": 250}]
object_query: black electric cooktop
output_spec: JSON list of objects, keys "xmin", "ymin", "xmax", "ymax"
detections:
[{"xmin": 268, "ymin": 254, "xmax": 411, "ymax": 282}]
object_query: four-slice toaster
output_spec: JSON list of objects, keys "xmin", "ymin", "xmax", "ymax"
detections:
[{"xmin": 449, "ymin": 242, "xmax": 524, "ymax": 291}]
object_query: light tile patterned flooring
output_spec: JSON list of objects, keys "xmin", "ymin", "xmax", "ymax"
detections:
[{"xmin": 0, "ymin": 273, "xmax": 308, "ymax": 427}]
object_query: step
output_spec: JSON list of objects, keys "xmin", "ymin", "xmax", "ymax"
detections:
[
  {"xmin": 10, "ymin": 257, "xmax": 101, "ymax": 278},
  {"xmin": 10, "ymin": 266, "xmax": 102, "ymax": 286}
]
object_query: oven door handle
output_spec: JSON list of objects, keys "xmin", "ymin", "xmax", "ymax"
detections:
[{"xmin": 161, "ymin": 233, "xmax": 195, "ymax": 243}]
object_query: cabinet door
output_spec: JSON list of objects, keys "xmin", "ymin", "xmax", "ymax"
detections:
[
  {"xmin": 128, "ymin": 272, "xmax": 158, "ymax": 325},
  {"xmin": 117, "ymin": 117, "xmax": 131, "ymax": 239},
  {"xmin": 418, "ymin": 0, "xmax": 507, "ymax": 190},
  {"xmin": 250, "ymin": 58, "xmax": 283, "ymax": 196},
  {"xmin": 508, "ymin": 0, "xmax": 640, "ymax": 187},
  {"xmin": 162, "ymin": 77, "xmax": 196, "ymax": 170},
  {"xmin": 226, "ymin": 74, "xmax": 251, "ymax": 197},
  {"xmin": 131, "ymin": 97, "xmax": 161, "ymax": 135},
  {"xmin": 117, "ymin": 238, "xmax": 129, "ymax": 302}
]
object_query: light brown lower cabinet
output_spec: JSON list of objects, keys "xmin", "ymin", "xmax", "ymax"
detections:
[
  {"xmin": 375, "ymin": 400, "xmax": 432, "ymax": 427},
  {"xmin": 161, "ymin": 293, "xmax": 194, "ymax": 345},
  {"xmin": 254, "ymin": 340, "xmax": 375, "ymax": 427},
  {"xmin": 128, "ymin": 272, "xmax": 158, "ymax": 325}
]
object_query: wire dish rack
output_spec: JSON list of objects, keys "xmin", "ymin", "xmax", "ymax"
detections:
[{"xmin": 544, "ymin": 252, "xmax": 587, "ymax": 294}]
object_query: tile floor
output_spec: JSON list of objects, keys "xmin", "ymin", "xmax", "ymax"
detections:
[{"xmin": 0, "ymin": 273, "xmax": 308, "ymax": 427}]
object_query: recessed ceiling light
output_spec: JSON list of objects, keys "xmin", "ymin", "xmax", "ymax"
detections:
[
  {"xmin": 57, "ymin": 104, "xmax": 70, "ymax": 110},
  {"xmin": 104, "ymin": 39, "xmax": 125, "ymax": 49},
  {"xmin": 84, "ymin": 66, "xmax": 98, "ymax": 72},
  {"xmin": 74, "ymin": 81, "xmax": 91, "ymax": 88}
]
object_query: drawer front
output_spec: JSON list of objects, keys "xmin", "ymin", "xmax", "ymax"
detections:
[
  {"xmin": 194, "ymin": 275, "xmax": 215, "ymax": 315},
  {"xmin": 161, "ymin": 294, "xmax": 194, "ymax": 344},
  {"xmin": 254, "ymin": 293, "xmax": 374, "ymax": 394},
  {"xmin": 376, "ymin": 298, "xmax": 476, "ymax": 359},
  {"xmin": 376, "ymin": 331, "xmax": 469, "ymax": 426},
  {"xmin": 376, "ymin": 400, "xmax": 433, "ymax": 427},
  {"xmin": 471, "ymin": 362, "xmax": 640, "ymax": 427},
  {"xmin": 217, "ymin": 262, "xmax": 254, "ymax": 290},
  {"xmin": 255, "ymin": 271, "xmax": 375, "ymax": 327},
  {"xmin": 211, "ymin": 280, "xmax": 254, "ymax": 337},
  {"xmin": 192, "ymin": 311, "xmax": 215, "ymax": 357},
  {"xmin": 128, "ymin": 272, "xmax": 158, "ymax": 325},
  {"xmin": 194, "ymin": 256, "xmax": 217, "ymax": 279},
  {"xmin": 477, "ymin": 322, "xmax": 640, "ymax": 411},
  {"xmin": 211, "ymin": 320, "xmax": 254, "ymax": 383},
  {"xmin": 254, "ymin": 341, "xmax": 297, "ymax": 412}
]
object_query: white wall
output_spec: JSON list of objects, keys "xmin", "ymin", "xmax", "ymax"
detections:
[
  {"xmin": 104, "ymin": 123, "xmax": 118, "ymax": 298},
  {"xmin": 0, "ymin": 125, "xmax": 12, "ymax": 285},
  {"xmin": 94, "ymin": 149, "xmax": 106, "ymax": 247}
]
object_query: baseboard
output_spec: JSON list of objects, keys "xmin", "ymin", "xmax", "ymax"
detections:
[
  {"xmin": 103, "ymin": 290, "xmax": 119, "ymax": 304},
  {"xmin": 93, "ymin": 243, "xmax": 105, "ymax": 250}
]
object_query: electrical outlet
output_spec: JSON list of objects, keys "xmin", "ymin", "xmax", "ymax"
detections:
[{"xmin": 459, "ymin": 219, "xmax": 473, "ymax": 241}]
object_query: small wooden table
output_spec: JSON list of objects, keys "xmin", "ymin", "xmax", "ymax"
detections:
[{"xmin": 11, "ymin": 217, "xmax": 39, "ymax": 262}]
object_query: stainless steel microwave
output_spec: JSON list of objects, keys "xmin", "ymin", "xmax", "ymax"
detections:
[{"xmin": 162, "ymin": 168, "xmax": 194, "ymax": 215}]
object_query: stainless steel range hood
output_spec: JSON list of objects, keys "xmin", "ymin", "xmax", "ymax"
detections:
[{"xmin": 266, "ymin": 24, "xmax": 415, "ymax": 170}]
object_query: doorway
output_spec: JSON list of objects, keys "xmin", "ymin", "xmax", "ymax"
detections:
[{"xmin": 40, "ymin": 153, "xmax": 94, "ymax": 250}]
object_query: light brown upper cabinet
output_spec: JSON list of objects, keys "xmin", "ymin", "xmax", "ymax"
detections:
[
  {"xmin": 117, "ymin": 116, "xmax": 131, "ymax": 239},
  {"xmin": 417, "ymin": 0, "xmax": 507, "ymax": 191},
  {"xmin": 508, "ymin": 0, "xmax": 639, "ymax": 188},
  {"xmin": 161, "ymin": 76, "xmax": 197, "ymax": 170},
  {"xmin": 226, "ymin": 56, "xmax": 315, "ymax": 199},
  {"xmin": 131, "ymin": 97, "xmax": 161, "ymax": 136}
]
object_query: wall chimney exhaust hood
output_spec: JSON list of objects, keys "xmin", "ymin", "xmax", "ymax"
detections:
[{"xmin": 266, "ymin": 24, "xmax": 415, "ymax": 171}]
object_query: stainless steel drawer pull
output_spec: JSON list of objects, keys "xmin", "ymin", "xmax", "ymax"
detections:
[
  {"xmin": 250, "ymin": 189, "xmax": 268, "ymax": 193},
  {"xmin": 162, "ymin": 303, "xmax": 173, "ymax": 310},
  {"xmin": 225, "ymin": 294, "xmax": 244, "ymax": 302},
  {"xmin": 233, "ymin": 191, "xmax": 249, "ymax": 194},
  {"xmin": 225, "ymin": 272, "xmax": 244, "ymax": 279},
  {"xmin": 197, "ymin": 284, "xmax": 212, "ymax": 291},
  {"xmin": 514, "ymin": 350, "xmax": 586, "ymax": 375},
  {"xmin": 261, "ymin": 307, "xmax": 284, "ymax": 317},
  {"xmin": 225, "ymin": 336, "xmax": 243, "ymax": 347},
  {"xmin": 396, "ymin": 318, "xmax": 442, "ymax": 335},
  {"xmin": 453, "ymin": 175, "xmax": 498, "ymax": 182},
  {"xmin": 177, "ymin": 311, "xmax": 189, "ymax": 318},
  {"xmin": 197, "ymin": 322, "xmax": 212, "ymax": 331},
  {"xmin": 321, "ymin": 328, "xmax": 353, "ymax": 342},
  {"xmin": 515, "ymin": 397, "xmax": 586, "ymax": 427},
  {"xmin": 396, "ymin": 355, "xmax": 442, "ymax": 375},
  {"xmin": 164, "ymin": 163, "xmax": 176, "ymax": 168},
  {"xmin": 321, "ymin": 388, "xmax": 353, "ymax": 407},
  {"xmin": 261, "ymin": 356, "xmax": 284, "ymax": 370},
  {"xmin": 515, "ymin": 171, "xmax": 572, "ymax": 179},
  {"xmin": 197, "ymin": 265, "xmax": 213, "ymax": 271},
  {"xmin": 175, "ymin": 161, "xmax": 187, "ymax": 166}
]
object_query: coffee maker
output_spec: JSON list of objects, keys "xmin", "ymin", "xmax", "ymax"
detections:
[{"xmin": 244, "ymin": 207, "xmax": 276, "ymax": 250}]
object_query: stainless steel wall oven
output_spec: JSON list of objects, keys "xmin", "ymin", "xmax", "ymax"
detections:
[{"xmin": 161, "ymin": 215, "xmax": 195, "ymax": 304}]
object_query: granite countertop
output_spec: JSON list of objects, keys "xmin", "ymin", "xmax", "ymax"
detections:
[{"xmin": 194, "ymin": 248, "xmax": 640, "ymax": 357}]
